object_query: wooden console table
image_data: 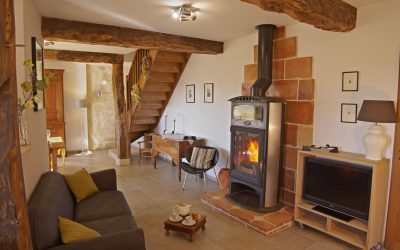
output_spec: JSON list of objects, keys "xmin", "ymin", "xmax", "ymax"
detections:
[
  {"xmin": 48, "ymin": 137, "xmax": 66, "ymax": 171},
  {"xmin": 152, "ymin": 134, "xmax": 204, "ymax": 181}
]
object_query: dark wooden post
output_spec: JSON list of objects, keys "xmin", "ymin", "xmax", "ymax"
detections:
[
  {"xmin": 112, "ymin": 63, "xmax": 130, "ymax": 160},
  {"xmin": 0, "ymin": 0, "xmax": 33, "ymax": 249},
  {"xmin": 240, "ymin": 0, "xmax": 357, "ymax": 32}
]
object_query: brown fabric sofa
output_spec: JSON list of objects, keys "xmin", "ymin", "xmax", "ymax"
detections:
[{"xmin": 28, "ymin": 169, "xmax": 146, "ymax": 250}]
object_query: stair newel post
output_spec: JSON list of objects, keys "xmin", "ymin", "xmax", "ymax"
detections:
[{"xmin": 112, "ymin": 63, "xmax": 130, "ymax": 161}]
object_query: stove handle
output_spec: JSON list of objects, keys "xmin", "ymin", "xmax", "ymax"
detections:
[{"xmin": 259, "ymin": 159, "xmax": 264, "ymax": 175}]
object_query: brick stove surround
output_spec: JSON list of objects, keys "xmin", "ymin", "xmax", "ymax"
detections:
[{"xmin": 242, "ymin": 26, "xmax": 315, "ymax": 205}]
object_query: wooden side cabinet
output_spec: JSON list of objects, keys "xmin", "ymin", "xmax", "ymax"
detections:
[
  {"xmin": 294, "ymin": 149, "xmax": 390, "ymax": 250},
  {"xmin": 44, "ymin": 69, "xmax": 66, "ymax": 142}
]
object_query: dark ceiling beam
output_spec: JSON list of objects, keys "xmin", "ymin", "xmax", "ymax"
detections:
[
  {"xmin": 44, "ymin": 49, "xmax": 124, "ymax": 64},
  {"xmin": 42, "ymin": 17, "xmax": 224, "ymax": 54},
  {"xmin": 240, "ymin": 0, "xmax": 357, "ymax": 32}
]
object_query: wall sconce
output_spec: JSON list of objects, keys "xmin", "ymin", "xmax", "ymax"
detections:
[
  {"xmin": 172, "ymin": 4, "xmax": 200, "ymax": 21},
  {"xmin": 97, "ymin": 79, "xmax": 106, "ymax": 96}
]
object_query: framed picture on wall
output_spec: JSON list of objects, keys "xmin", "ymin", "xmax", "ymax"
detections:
[
  {"xmin": 342, "ymin": 71, "xmax": 359, "ymax": 91},
  {"xmin": 341, "ymin": 103, "xmax": 358, "ymax": 123},
  {"xmin": 32, "ymin": 37, "xmax": 45, "ymax": 111},
  {"xmin": 186, "ymin": 84, "xmax": 195, "ymax": 103},
  {"xmin": 204, "ymin": 83, "xmax": 214, "ymax": 103}
]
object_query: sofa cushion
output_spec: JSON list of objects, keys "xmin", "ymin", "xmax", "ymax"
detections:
[
  {"xmin": 74, "ymin": 191, "xmax": 131, "ymax": 222},
  {"xmin": 58, "ymin": 217, "xmax": 101, "ymax": 244},
  {"xmin": 81, "ymin": 215, "xmax": 137, "ymax": 235},
  {"xmin": 28, "ymin": 172, "xmax": 74, "ymax": 250},
  {"xmin": 64, "ymin": 168, "xmax": 99, "ymax": 202}
]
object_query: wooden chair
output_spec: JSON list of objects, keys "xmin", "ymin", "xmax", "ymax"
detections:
[
  {"xmin": 181, "ymin": 146, "xmax": 219, "ymax": 193},
  {"xmin": 138, "ymin": 133, "xmax": 154, "ymax": 164}
]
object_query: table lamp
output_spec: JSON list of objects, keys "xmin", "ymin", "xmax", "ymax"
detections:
[{"xmin": 357, "ymin": 100, "xmax": 396, "ymax": 160}]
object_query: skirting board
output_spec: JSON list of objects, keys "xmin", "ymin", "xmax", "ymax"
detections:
[{"xmin": 108, "ymin": 149, "xmax": 131, "ymax": 166}]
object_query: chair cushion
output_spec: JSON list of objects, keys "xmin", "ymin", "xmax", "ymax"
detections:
[
  {"xmin": 64, "ymin": 168, "xmax": 99, "ymax": 202},
  {"xmin": 58, "ymin": 217, "xmax": 101, "ymax": 244},
  {"xmin": 74, "ymin": 191, "xmax": 131, "ymax": 222},
  {"xmin": 81, "ymin": 215, "xmax": 138, "ymax": 235},
  {"xmin": 189, "ymin": 147, "xmax": 216, "ymax": 169}
]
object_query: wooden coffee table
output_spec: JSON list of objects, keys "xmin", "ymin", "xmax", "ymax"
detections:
[{"xmin": 164, "ymin": 216, "xmax": 207, "ymax": 242}]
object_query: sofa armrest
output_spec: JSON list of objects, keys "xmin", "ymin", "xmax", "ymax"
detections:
[
  {"xmin": 48, "ymin": 228, "xmax": 145, "ymax": 250},
  {"xmin": 90, "ymin": 169, "xmax": 117, "ymax": 191}
]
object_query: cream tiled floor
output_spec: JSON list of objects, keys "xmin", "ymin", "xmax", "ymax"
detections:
[{"xmin": 58, "ymin": 150, "xmax": 356, "ymax": 250}]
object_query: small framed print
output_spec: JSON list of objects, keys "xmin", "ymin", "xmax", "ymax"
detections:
[
  {"xmin": 341, "ymin": 103, "xmax": 357, "ymax": 123},
  {"xmin": 204, "ymin": 83, "xmax": 214, "ymax": 103},
  {"xmin": 342, "ymin": 71, "xmax": 359, "ymax": 91},
  {"xmin": 186, "ymin": 84, "xmax": 195, "ymax": 103}
]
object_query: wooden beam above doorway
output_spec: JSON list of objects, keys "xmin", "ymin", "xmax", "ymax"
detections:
[
  {"xmin": 240, "ymin": 0, "xmax": 357, "ymax": 32},
  {"xmin": 42, "ymin": 17, "xmax": 224, "ymax": 55},
  {"xmin": 44, "ymin": 49, "xmax": 124, "ymax": 64}
]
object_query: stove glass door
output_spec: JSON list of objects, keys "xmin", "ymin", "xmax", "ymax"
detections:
[{"xmin": 232, "ymin": 128, "xmax": 263, "ymax": 177}]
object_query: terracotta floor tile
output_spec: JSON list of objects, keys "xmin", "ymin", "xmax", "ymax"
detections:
[
  {"xmin": 264, "ymin": 211, "xmax": 294, "ymax": 227},
  {"xmin": 252, "ymin": 220, "xmax": 275, "ymax": 232},
  {"xmin": 210, "ymin": 199, "xmax": 234, "ymax": 212},
  {"xmin": 284, "ymin": 205, "xmax": 295, "ymax": 214},
  {"xmin": 228, "ymin": 208, "xmax": 255, "ymax": 223}
]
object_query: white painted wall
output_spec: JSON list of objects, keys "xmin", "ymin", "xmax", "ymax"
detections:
[
  {"xmin": 156, "ymin": 32, "xmax": 258, "ymax": 175},
  {"xmin": 15, "ymin": 0, "xmax": 50, "ymax": 198},
  {"xmin": 160, "ymin": 0, "xmax": 400, "ymax": 172},
  {"xmin": 286, "ymin": 0, "xmax": 399, "ymax": 158},
  {"xmin": 45, "ymin": 61, "xmax": 88, "ymax": 151}
]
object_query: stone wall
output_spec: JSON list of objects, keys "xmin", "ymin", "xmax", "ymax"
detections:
[
  {"xmin": 242, "ymin": 27, "xmax": 315, "ymax": 205},
  {"xmin": 86, "ymin": 64, "xmax": 116, "ymax": 150}
]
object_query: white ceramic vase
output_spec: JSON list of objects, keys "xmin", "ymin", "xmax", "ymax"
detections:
[{"xmin": 363, "ymin": 124, "xmax": 387, "ymax": 161}]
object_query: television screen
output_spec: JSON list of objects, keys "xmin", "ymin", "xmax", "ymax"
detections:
[{"xmin": 303, "ymin": 157, "xmax": 372, "ymax": 221}]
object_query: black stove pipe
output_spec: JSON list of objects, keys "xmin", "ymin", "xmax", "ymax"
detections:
[{"xmin": 250, "ymin": 24, "xmax": 276, "ymax": 97}]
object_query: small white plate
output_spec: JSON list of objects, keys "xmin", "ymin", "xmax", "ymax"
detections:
[
  {"xmin": 169, "ymin": 215, "xmax": 183, "ymax": 222},
  {"xmin": 182, "ymin": 219, "xmax": 196, "ymax": 226}
]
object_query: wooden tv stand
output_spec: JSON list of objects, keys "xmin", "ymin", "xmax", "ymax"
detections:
[{"xmin": 295, "ymin": 149, "xmax": 390, "ymax": 250}]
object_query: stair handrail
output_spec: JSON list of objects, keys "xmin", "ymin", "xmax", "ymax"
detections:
[
  {"xmin": 126, "ymin": 49, "xmax": 158, "ymax": 132},
  {"xmin": 126, "ymin": 49, "xmax": 150, "ymax": 109}
]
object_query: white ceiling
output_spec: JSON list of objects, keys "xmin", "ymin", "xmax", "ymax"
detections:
[{"xmin": 35, "ymin": 0, "xmax": 387, "ymax": 54}]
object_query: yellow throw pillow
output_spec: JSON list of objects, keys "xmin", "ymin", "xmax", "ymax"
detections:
[
  {"xmin": 58, "ymin": 217, "xmax": 101, "ymax": 244},
  {"xmin": 64, "ymin": 168, "xmax": 99, "ymax": 202}
]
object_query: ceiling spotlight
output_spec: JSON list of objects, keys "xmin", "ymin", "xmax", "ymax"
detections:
[{"xmin": 172, "ymin": 4, "xmax": 199, "ymax": 22}]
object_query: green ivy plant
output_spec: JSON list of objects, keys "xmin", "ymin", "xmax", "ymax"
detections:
[
  {"xmin": 131, "ymin": 55, "xmax": 151, "ymax": 105},
  {"xmin": 131, "ymin": 84, "xmax": 141, "ymax": 104},
  {"xmin": 17, "ymin": 59, "xmax": 50, "ymax": 117}
]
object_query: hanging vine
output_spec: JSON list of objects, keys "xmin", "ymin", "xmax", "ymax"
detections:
[{"xmin": 131, "ymin": 55, "xmax": 151, "ymax": 105}]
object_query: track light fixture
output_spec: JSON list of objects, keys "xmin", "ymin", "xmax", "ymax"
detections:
[{"xmin": 172, "ymin": 4, "xmax": 199, "ymax": 22}]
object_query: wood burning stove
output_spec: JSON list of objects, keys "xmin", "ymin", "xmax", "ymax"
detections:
[
  {"xmin": 227, "ymin": 96, "xmax": 284, "ymax": 212},
  {"xmin": 227, "ymin": 24, "xmax": 284, "ymax": 212}
]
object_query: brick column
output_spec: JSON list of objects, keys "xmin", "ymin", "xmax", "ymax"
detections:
[{"xmin": 242, "ymin": 27, "xmax": 315, "ymax": 205}]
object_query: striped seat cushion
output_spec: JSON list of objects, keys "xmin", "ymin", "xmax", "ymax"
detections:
[{"xmin": 189, "ymin": 147, "xmax": 216, "ymax": 169}]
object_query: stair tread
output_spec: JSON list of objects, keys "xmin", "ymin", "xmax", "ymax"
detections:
[
  {"xmin": 130, "ymin": 125, "xmax": 150, "ymax": 132},
  {"xmin": 151, "ymin": 61, "xmax": 181, "ymax": 73},
  {"xmin": 156, "ymin": 51, "xmax": 187, "ymax": 63},
  {"xmin": 133, "ymin": 117, "xmax": 157, "ymax": 125},
  {"xmin": 149, "ymin": 72, "xmax": 176, "ymax": 83},
  {"xmin": 128, "ymin": 51, "xmax": 191, "ymax": 141}
]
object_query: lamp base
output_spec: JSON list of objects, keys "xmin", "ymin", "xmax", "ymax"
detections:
[{"xmin": 363, "ymin": 125, "xmax": 387, "ymax": 161}]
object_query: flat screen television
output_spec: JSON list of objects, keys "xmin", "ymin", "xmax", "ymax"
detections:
[{"xmin": 302, "ymin": 157, "xmax": 372, "ymax": 221}]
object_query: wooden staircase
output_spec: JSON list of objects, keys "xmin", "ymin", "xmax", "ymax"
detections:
[{"xmin": 127, "ymin": 49, "xmax": 191, "ymax": 142}]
